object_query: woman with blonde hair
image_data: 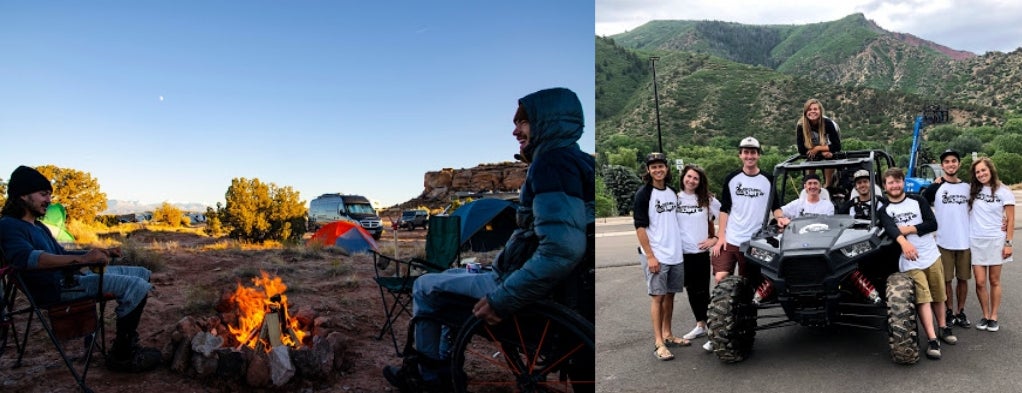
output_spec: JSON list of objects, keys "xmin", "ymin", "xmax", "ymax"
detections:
[
  {"xmin": 796, "ymin": 98, "xmax": 842, "ymax": 187},
  {"xmin": 968, "ymin": 157, "xmax": 1015, "ymax": 332}
]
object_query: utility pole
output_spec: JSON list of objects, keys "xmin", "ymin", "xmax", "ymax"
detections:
[{"xmin": 650, "ymin": 56, "xmax": 663, "ymax": 153}]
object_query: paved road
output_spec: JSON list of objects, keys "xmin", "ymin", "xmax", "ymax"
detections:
[{"xmin": 594, "ymin": 191, "xmax": 1022, "ymax": 392}]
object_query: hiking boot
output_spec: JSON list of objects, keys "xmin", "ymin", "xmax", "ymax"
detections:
[
  {"xmin": 383, "ymin": 365, "xmax": 419, "ymax": 393},
  {"xmin": 977, "ymin": 318, "xmax": 989, "ymax": 331},
  {"xmin": 986, "ymin": 320, "xmax": 1000, "ymax": 332},
  {"xmin": 955, "ymin": 311, "xmax": 971, "ymax": 328},
  {"xmin": 939, "ymin": 326, "xmax": 958, "ymax": 345},
  {"xmin": 106, "ymin": 345, "xmax": 162, "ymax": 372},
  {"xmin": 945, "ymin": 308, "xmax": 957, "ymax": 326},
  {"xmin": 925, "ymin": 340, "xmax": 941, "ymax": 360}
]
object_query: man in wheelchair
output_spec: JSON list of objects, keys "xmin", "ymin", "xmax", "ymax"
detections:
[
  {"xmin": 0, "ymin": 165, "xmax": 161, "ymax": 373},
  {"xmin": 384, "ymin": 88, "xmax": 595, "ymax": 392}
]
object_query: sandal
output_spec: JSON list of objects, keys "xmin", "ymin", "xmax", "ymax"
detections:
[
  {"xmin": 664, "ymin": 335, "xmax": 691, "ymax": 347},
  {"xmin": 653, "ymin": 343, "xmax": 675, "ymax": 361}
]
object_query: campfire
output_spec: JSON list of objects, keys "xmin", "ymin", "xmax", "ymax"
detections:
[
  {"xmin": 226, "ymin": 271, "xmax": 308, "ymax": 351},
  {"xmin": 163, "ymin": 271, "xmax": 349, "ymax": 388}
]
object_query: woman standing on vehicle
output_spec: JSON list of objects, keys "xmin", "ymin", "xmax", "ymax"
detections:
[
  {"xmin": 676, "ymin": 164, "xmax": 721, "ymax": 351},
  {"xmin": 968, "ymin": 157, "xmax": 1015, "ymax": 332},
  {"xmin": 796, "ymin": 98, "xmax": 842, "ymax": 188}
]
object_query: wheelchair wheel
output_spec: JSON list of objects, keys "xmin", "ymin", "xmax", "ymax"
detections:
[{"xmin": 450, "ymin": 301, "xmax": 594, "ymax": 392}]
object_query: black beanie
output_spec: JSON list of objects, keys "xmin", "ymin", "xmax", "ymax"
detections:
[{"xmin": 7, "ymin": 166, "xmax": 52, "ymax": 198}]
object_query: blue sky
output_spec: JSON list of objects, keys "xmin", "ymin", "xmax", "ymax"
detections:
[{"xmin": 0, "ymin": 1, "xmax": 596, "ymax": 208}]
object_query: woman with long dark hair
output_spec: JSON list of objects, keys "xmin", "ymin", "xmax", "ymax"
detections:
[
  {"xmin": 676, "ymin": 164, "xmax": 720, "ymax": 352},
  {"xmin": 968, "ymin": 157, "xmax": 1015, "ymax": 332}
]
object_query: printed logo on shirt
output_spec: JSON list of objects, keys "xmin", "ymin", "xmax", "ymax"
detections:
[
  {"xmin": 892, "ymin": 211, "xmax": 918, "ymax": 225},
  {"xmin": 735, "ymin": 182, "xmax": 765, "ymax": 198},
  {"xmin": 976, "ymin": 192, "xmax": 1001, "ymax": 203},
  {"xmin": 940, "ymin": 190, "xmax": 968, "ymax": 205},
  {"xmin": 677, "ymin": 205, "xmax": 703, "ymax": 215},
  {"xmin": 799, "ymin": 209, "xmax": 827, "ymax": 218},
  {"xmin": 655, "ymin": 199, "xmax": 678, "ymax": 214}
]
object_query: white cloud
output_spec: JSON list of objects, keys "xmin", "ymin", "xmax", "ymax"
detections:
[{"xmin": 596, "ymin": 0, "xmax": 1022, "ymax": 53}]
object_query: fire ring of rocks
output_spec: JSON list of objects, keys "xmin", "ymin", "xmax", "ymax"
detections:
[{"xmin": 161, "ymin": 271, "xmax": 350, "ymax": 388}]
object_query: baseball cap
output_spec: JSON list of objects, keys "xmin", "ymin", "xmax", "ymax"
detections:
[
  {"xmin": 940, "ymin": 149, "xmax": 960, "ymax": 161},
  {"xmin": 645, "ymin": 152, "xmax": 668, "ymax": 165},
  {"xmin": 853, "ymin": 169, "xmax": 870, "ymax": 182},
  {"xmin": 738, "ymin": 136, "xmax": 761, "ymax": 151}
]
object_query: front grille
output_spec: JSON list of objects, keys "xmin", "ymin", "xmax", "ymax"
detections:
[
  {"xmin": 361, "ymin": 219, "xmax": 382, "ymax": 229},
  {"xmin": 779, "ymin": 256, "xmax": 831, "ymax": 287}
]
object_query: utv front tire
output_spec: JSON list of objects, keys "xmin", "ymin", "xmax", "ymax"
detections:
[
  {"xmin": 885, "ymin": 272, "xmax": 920, "ymax": 365},
  {"xmin": 707, "ymin": 275, "xmax": 757, "ymax": 363}
]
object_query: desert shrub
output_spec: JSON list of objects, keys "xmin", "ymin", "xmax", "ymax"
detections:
[
  {"xmin": 152, "ymin": 202, "xmax": 185, "ymax": 227},
  {"xmin": 214, "ymin": 178, "xmax": 308, "ymax": 244},
  {"xmin": 65, "ymin": 219, "xmax": 102, "ymax": 245}
]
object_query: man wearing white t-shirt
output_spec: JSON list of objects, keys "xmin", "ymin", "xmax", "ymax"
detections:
[
  {"xmin": 781, "ymin": 173, "xmax": 834, "ymax": 219},
  {"xmin": 923, "ymin": 149, "xmax": 974, "ymax": 328},
  {"xmin": 634, "ymin": 152, "xmax": 689, "ymax": 360},
  {"xmin": 879, "ymin": 168, "xmax": 957, "ymax": 360}
]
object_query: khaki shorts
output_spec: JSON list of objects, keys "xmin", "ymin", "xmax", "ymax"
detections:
[
  {"xmin": 904, "ymin": 258, "xmax": 946, "ymax": 304},
  {"xmin": 711, "ymin": 242, "xmax": 748, "ymax": 275},
  {"xmin": 939, "ymin": 247, "xmax": 972, "ymax": 281}
]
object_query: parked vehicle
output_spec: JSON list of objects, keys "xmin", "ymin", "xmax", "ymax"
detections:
[
  {"xmin": 308, "ymin": 194, "xmax": 383, "ymax": 239},
  {"xmin": 397, "ymin": 209, "xmax": 429, "ymax": 230},
  {"xmin": 707, "ymin": 150, "xmax": 921, "ymax": 365}
]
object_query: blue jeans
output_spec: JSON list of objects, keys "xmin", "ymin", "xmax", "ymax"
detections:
[
  {"xmin": 412, "ymin": 268, "xmax": 498, "ymax": 380},
  {"xmin": 60, "ymin": 265, "xmax": 152, "ymax": 318}
]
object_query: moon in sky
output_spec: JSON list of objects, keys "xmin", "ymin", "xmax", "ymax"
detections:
[{"xmin": 159, "ymin": 96, "xmax": 164, "ymax": 102}]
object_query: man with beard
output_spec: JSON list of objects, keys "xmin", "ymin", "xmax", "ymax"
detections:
[
  {"xmin": 0, "ymin": 165, "xmax": 161, "ymax": 372},
  {"xmin": 878, "ymin": 167, "xmax": 957, "ymax": 360}
]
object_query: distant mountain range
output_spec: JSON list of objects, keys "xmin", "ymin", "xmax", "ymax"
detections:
[
  {"xmin": 596, "ymin": 13, "xmax": 1022, "ymax": 155},
  {"xmin": 102, "ymin": 200, "xmax": 211, "ymax": 215}
]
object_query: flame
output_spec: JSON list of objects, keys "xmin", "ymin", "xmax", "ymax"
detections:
[{"xmin": 227, "ymin": 271, "xmax": 308, "ymax": 351}]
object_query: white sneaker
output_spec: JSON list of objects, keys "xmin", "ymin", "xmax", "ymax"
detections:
[
  {"xmin": 702, "ymin": 340, "xmax": 714, "ymax": 352},
  {"xmin": 682, "ymin": 325, "xmax": 707, "ymax": 340}
]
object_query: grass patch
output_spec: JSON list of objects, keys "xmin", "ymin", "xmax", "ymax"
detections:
[
  {"xmin": 182, "ymin": 285, "xmax": 218, "ymax": 315},
  {"xmin": 118, "ymin": 240, "xmax": 166, "ymax": 273}
]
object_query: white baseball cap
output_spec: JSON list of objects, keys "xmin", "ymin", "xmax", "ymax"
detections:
[{"xmin": 739, "ymin": 136, "xmax": 761, "ymax": 151}]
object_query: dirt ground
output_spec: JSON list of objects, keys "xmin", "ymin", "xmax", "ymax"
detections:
[{"xmin": 0, "ymin": 225, "xmax": 477, "ymax": 392}]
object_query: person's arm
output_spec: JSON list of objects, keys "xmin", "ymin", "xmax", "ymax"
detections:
[
  {"xmin": 922, "ymin": 180, "xmax": 941, "ymax": 206},
  {"xmin": 795, "ymin": 123, "xmax": 808, "ymax": 156},
  {"xmin": 913, "ymin": 195, "xmax": 939, "ymax": 236},
  {"xmin": 879, "ymin": 205, "xmax": 918, "ymax": 261},
  {"xmin": 827, "ymin": 118, "xmax": 842, "ymax": 153},
  {"xmin": 635, "ymin": 227, "xmax": 660, "ymax": 274},
  {"xmin": 773, "ymin": 208, "xmax": 791, "ymax": 228}
]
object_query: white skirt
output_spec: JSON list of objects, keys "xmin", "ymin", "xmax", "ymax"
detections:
[{"xmin": 971, "ymin": 236, "xmax": 1013, "ymax": 266}]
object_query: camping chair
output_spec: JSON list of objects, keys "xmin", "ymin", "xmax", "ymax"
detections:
[
  {"xmin": 373, "ymin": 215, "xmax": 461, "ymax": 355},
  {"xmin": 0, "ymin": 247, "xmax": 112, "ymax": 393}
]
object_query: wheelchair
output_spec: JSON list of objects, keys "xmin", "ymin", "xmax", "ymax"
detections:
[{"xmin": 394, "ymin": 261, "xmax": 594, "ymax": 393}]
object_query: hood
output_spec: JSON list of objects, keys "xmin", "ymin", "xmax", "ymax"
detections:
[{"xmin": 518, "ymin": 87, "xmax": 584, "ymax": 162}]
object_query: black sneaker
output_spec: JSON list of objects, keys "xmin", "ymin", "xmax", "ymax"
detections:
[
  {"xmin": 977, "ymin": 318, "xmax": 989, "ymax": 331},
  {"xmin": 925, "ymin": 340, "xmax": 941, "ymax": 360},
  {"xmin": 986, "ymin": 320, "xmax": 1000, "ymax": 332},
  {"xmin": 956, "ymin": 311, "xmax": 972, "ymax": 328},
  {"xmin": 939, "ymin": 326, "xmax": 958, "ymax": 345},
  {"xmin": 945, "ymin": 309, "xmax": 957, "ymax": 326},
  {"xmin": 106, "ymin": 345, "xmax": 162, "ymax": 373}
]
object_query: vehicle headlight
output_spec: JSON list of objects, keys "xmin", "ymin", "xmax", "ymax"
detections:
[
  {"xmin": 841, "ymin": 241, "xmax": 873, "ymax": 258},
  {"xmin": 749, "ymin": 247, "xmax": 776, "ymax": 263}
]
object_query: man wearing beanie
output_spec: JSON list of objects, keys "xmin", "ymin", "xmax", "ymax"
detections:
[{"xmin": 0, "ymin": 165, "xmax": 161, "ymax": 372}]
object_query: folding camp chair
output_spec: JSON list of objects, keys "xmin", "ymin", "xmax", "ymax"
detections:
[
  {"xmin": 1, "ymin": 247, "xmax": 112, "ymax": 393},
  {"xmin": 373, "ymin": 215, "xmax": 461, "ymax": 355}
]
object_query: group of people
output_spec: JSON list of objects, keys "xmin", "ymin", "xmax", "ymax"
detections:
[{"xmin": 634, "ymin": 98, "xmax": 1015, "ymax": 362}]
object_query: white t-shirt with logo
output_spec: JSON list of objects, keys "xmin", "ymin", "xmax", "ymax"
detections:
[
  {"xmin": 880, "ymin": 195, "xmax": 940, "ymax": 272},
  {"xmin": 677, "ymin": 191, "xmax": 721, "ymax": 254},
  {"xmin": 640, "ymin": 186, "xmax": 685, "ymax": 265},
  {"xmin": 970, "ymin": 184, "xmax": 1016, "ymax": 239},
  {"xmin": 930, "ymin": 181, "xmax": 971, "ymax": 250},
  {"xmin": 781, "ymin": 197, "xmax": 834, "ymax": 219},
  {"xmin": 719, "ymin": 170, "xmax": 778, "ymax": 246}
]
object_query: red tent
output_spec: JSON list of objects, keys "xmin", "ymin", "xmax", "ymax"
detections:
[{"xmin": 307, "ymin": 220, "xmax": 378, "ymax": 254}]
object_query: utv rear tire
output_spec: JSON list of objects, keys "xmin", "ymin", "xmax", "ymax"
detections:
[
  {"xmin": 885, "ymin": 272, "xmax": 920, "ymax": 365},
  {"xmin": 707, "ymin": 275, "xmax": 757, "ymax": 363}
]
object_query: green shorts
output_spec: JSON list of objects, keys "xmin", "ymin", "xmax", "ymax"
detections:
[
  {"xmin": 904, "ymin": 258, "xmax": 946, "ymax": 304},
  {"xmin": 939, "ymin": 247, "xmax": 972, "ymax": 281}
]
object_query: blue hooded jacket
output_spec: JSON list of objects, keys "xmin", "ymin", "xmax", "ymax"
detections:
[{"xmin": 487, "ymin": 87, "xmax": 595, "ymax": 317}]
